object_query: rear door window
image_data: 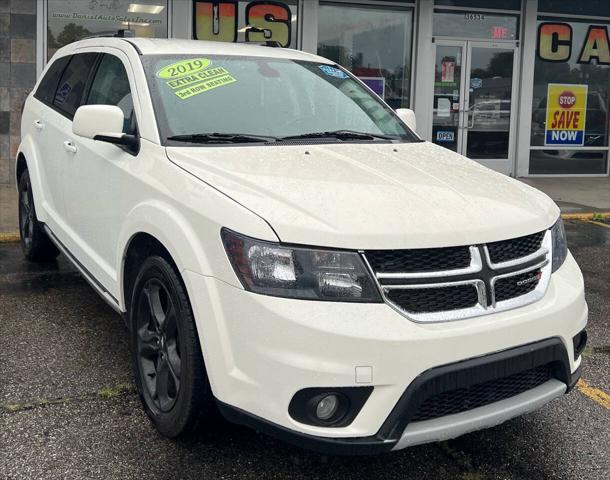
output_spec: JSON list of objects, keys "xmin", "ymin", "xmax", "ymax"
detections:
[
  {"xmin": 34, "ymin": 55, "xmax": 70, "ymax": 106},
  {"xmin": 53, "ymin": 53, "xmax": 98, "ymax": 118}
]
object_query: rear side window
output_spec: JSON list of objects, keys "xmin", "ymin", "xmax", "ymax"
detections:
[
  {"xmin": 87, "ymin": 54, "xmax": 136, "ymax": 135},
  {"xmin": 34, "ymin": 55, "xmax": 70, "ymax": 105},
  {"xmin": 53, "ymin": 53, "xmax": 98, "ymax": 118}
]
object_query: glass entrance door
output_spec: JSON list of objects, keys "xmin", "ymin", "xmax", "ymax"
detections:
[{"xmin": 432, "ymin": 40, "xmax": 518, "ymax": 175}]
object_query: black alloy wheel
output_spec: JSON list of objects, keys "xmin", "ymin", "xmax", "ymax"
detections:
[
  {"xmin": 19, "ymin": 175, "xmax": 34, "ymax": 252},
  {"xmin": 17, "ymin": 169, "xmax": 59, "ymax": 262},
  {"xmin": 135, "ymin": 277, "xmax": 182, "ymax": 413},
  {"xmin": 130, "ymin": 255, "xmax": 216, "ymax": 437}
]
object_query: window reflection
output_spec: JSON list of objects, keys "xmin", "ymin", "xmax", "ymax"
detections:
[
  {"xmin": 47, "ymin": 0, "xmax": 168, "ymax": 59},
  {"xmin": 531, "ymin": 20, "xmax": 610, "ymax": 148},
  {"xmin": 317, "ymin": 4, "xmax": 413, "ymax": 109},
  {"xmin": 530, "ymin": 18, "xmax": 610, "ymax": 174}
]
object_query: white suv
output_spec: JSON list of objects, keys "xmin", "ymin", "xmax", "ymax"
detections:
[{"xmin": 17, "ymin": 37, "xmax": 587, "ymax": 454}]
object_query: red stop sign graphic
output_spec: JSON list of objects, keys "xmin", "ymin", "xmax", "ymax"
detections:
[{"xmin": 558, "ymin": 91, "xmax": 576, "ymax": 109}]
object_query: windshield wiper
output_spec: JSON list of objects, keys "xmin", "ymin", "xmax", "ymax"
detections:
[
  {"xmin": 167, "ymin": 133, "xmax": 278, "ymax": 144},
  {"xmin": 278, "ymin": 130, "xmax": 396, "ymax": 141}
]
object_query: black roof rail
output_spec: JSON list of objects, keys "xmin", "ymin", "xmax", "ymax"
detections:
[{"xmin": 82, "ymin": 29, "xmax": 135, "ymax": 40}]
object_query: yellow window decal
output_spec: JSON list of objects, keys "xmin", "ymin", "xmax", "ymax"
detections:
[
  {"xmin": 158, "ymin": 58, "xmax": 237, "ymax": 100},
  {"xmin": 156, "ymin": 58, "xmax": 212, "ymax": 79}
]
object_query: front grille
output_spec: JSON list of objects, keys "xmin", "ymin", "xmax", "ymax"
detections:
[
  {"xmin": 411, "ymin": 364, "xmax": 553, "ymax": 422},
  {"xmin": 494, "ymin": 270, "xmax": 541, "ymax": 303},
  {"xmin": 386, "ymin": 285, "xmax": 478, "ymax": 314},
  {"xmin": 366, "ymin": 247, "xmax": 470, "ymax": 273},
  {"xmin": 487, "ymin": 231, "xmax": 545, "ymax": 264},
  {"xmin": 363, "ymin": 230, "xmax": 550, "ymax": 321}
]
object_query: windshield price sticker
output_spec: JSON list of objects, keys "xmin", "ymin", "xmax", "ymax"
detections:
[
  {"xmin": 157, "ymin": 58, "xmax": 212, "ymax": 79},
  {"xmin": 319, "ymin": 65, "xmax": 349, "ymax": 79},
  {"xmin": 158, "ymin": 58, "xmax": 237, "ymax": 100},
  {"xmin": 173, "ymin": 70, "xmax": 236, "ymax": 100}
]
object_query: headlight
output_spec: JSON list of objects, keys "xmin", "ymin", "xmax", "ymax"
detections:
[
  {"xmin": 550, "ymin": 217, "xmax": 568, "ymax": 272},
  {"xmin": 221, "ymin": 229, "xmax": 381, "ymax": 302}
]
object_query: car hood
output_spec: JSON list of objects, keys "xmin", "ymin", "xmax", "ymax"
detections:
[{"xmin": 166, "ymin": 142, "xmax": 559, "ymax": 249}]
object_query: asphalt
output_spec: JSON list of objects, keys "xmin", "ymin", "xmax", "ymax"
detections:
[{"xmin": 0, "ymin": 220, "xmax": 608, "ymax": 480}]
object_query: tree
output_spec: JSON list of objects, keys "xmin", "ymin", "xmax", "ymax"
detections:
[{"xmin": 56, "ymin": 23, "xmax": 92, "ymax": 48}]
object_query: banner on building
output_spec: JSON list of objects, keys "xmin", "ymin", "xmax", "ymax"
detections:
[{"xmin": 544, "ymin": 83, "xmax": 588, "ymax": 146}]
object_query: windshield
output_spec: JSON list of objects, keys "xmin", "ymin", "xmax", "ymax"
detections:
[{"xmin": 141, "ymin": 54, "xmax": 419, "ymax": 145}]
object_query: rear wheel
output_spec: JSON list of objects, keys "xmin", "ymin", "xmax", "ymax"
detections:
[
  {"xmin": 18, "ymin": 169, "xmax": 59, "ymax": 262},
  {"xmin": 130, "ymin": 255, "xmax": 216, "ymax": 437}
]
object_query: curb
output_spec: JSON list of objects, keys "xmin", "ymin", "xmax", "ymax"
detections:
[
  {"xmin": 0, "ymin": 233, "xmax": 20, "ymax": 243},
  {"xmin": 561, "ymin": 212, "xmax": 610, "ymax": 220}
]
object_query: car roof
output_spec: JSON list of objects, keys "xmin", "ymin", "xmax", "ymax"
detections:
[{"xmin": 65, "ymin": 37, "xmax": 333, "ymax": 64}]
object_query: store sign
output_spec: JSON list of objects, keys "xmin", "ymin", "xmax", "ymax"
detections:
[
  {"xmin": 537, "ymin": 22, "xmax": 610, "ymax": 64},
  {"xmin": 544, "ymin": 84, "xmax": 588, "ymax": 146},
  {"xmin": 193, "ymin": 1, "xmax": 294, "ymax": 48},
  {"xmin": 436, "ymin": 131, "xmax": 455, "ymax": 142}
]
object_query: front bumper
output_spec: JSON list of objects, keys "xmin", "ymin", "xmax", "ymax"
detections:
[{"xmin": 183, "ymin": 252, "xmax": 587, "ymax": 454}]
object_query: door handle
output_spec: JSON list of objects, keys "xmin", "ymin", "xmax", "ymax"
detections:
[
  {"xmin": 63, "ymin": 140, "xmax": 78, "ymax": 153},
  {"xmin": 468, "ymin": 111, "xmax": 475, "ymax": 128},
  {"xmin": 34, "ymin": 120, "xmax": 44, "ymax": 130}
]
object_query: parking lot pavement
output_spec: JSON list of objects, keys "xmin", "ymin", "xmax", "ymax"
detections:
[{"xmin": 1, "ymin": 220, "xmax": 609, "ymax": 480}]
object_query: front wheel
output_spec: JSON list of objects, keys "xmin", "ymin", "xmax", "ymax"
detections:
[
  {"xmin": 18, "ymin": 169, "xmax": 59, "ymax": 262},
  {"xmin": 130, "ymin": 255, "xmax": 216, "ymax": 437}
]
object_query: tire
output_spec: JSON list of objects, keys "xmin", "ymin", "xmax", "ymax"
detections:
[
  {"xmin": 18, "ymin": 169, "xmax": 59, "ymax": 262},
  {"xmin": 129, "ymin": 255, "xmax": 216, "ymax": 437}
]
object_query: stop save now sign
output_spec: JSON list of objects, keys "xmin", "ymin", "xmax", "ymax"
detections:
[{"xmin": 545, "ymin": 83, "xmax": 588, "ymax": 146}]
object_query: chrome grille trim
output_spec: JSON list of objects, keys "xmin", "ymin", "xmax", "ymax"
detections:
[
  {"xmin": 483, "ymin": 244, "xmax": 549, "ymax": 270},
  {"xmin": 362, "ymin": 230, "xmax": 552, "ymax": 323},
  {"xmin": 490, "ymin": 258, "xmax": 549, "ymax": 307},
  {"xmin": 375, "ymin": 247, "xmax": 482, "ymax": 280}
]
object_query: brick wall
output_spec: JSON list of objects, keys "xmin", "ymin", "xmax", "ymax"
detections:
[{"xmin": 0, "ymin": 0, "xmax": 36, "ymax": 186}]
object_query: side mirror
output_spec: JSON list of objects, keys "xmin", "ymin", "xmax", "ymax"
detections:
[
  {"xmin": 73, "ymin": 105, "xmax": 138, "ymax": 152},
  {"xmin": 395, "ymin": 108, "xmax": 417, "ymax": 133}
]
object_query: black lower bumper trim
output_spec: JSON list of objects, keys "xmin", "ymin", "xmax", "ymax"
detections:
[
  {"xmin": 217, "ymin": 401, "xmax": 395, "ymax": 455},
  {"xmin": 217, "ymin": 337, "xmax": 580, "ymax": 455}
]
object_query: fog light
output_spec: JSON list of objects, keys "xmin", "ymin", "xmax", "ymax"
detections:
[{"xmin": 316, "ymin": 394, "xmax": 339, "ymax": 420}]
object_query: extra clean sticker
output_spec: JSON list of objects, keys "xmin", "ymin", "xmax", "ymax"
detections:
[
  {"xmin": 157, "ymin": 58, "xmax": 237, "ymax": 100},
  {"xmin": 318, "ymin": 65, "xmax": 349, "ymax": 79}
]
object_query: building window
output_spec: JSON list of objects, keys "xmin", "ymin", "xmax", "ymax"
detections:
[
  {"xmin": 433, "ymin": 10, "xmax": 519, "ymax": 40},
  {"xmin": 192, "ymin": 1, "xmax": 298, "ymax": 49},
  {"xmin": 435, "ymin": 0, "xmax": 521, "ymax": 9},
  {"xmin": 317, "ymin": 3, "xmax": 414, "ymax": 109},
  {"xmin": 538, "ymin": 0, "xmax": 610, "ymax": 17},
  {"xmin": 530, "ymin": 18, "xmax": 610, "ymax": 174},
  {"xmin": 47, "ymin": 0, "xmax": 169, "ymax": 60}
]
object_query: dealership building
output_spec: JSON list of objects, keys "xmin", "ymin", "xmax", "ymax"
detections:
[{"xmin": 2, "ymin": 0, "xmax": 610, "ymax": 187}]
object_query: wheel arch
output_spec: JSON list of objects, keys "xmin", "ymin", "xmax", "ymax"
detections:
[
  {"xmin": 16, "ymin": 152, "xmax": 28, "ymax": 185},
  {"xmin": 15, "ymin": 136, "xmax": 48, "ymax": 223},
  {"xmin": 116, "ymin": 200, "xmax": 217, "ymax": 313},
  {"xmin": 122, "ymin": 232, "xmax": 177, "ymax": 317}
]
